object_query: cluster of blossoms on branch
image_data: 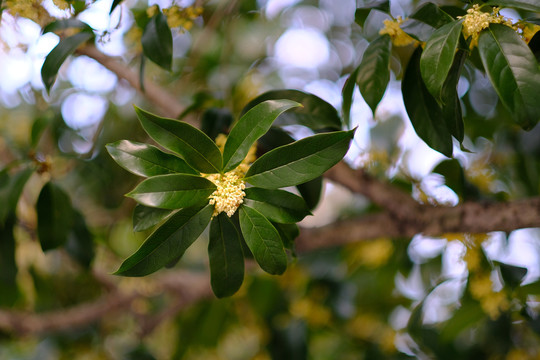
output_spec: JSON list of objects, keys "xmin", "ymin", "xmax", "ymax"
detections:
[
  {"xmin": 146, "ymin": 4, "xmax": 204, "ymax": 30},
  {"xmin": 458, "ymin": 4, "xmax": 514, "ymax": 48},
  {"xmin": 379, "ymin": 16, "xmax": 417, "ymax": 47}
]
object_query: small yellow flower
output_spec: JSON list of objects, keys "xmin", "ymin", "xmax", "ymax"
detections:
[
  {"xmin": 458, "ymin": 5, "xmax": 514, "ymax": 48},
  {"xmin": 146, "ymin": 4, "xmax": 159, "ymax": 18},
  {"xmin": 379, "ymin": 16, "xmax": 416, "ymax": 47},
  {"xmin": 205, "ymin": 172, "xmax": 246, "ymax": 218},
  {"xmin": 52, "ymin": 0, "xmax": 70, "ymax": 10},
  {"xmin": 521, "ymin": 24, "xmax": 540, "ymax": 44}
]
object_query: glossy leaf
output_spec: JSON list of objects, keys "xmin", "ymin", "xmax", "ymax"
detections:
[
  {"xmin": 115, "ymin": 205, "xmax": 213, "ymax": 276},
  {"xmin": 402, "ymin": 47, "xmax": 453, "ymax": 157},
  {"xmin": 420, "ymin": 20, "xmax": 462, "ymax": 101},
  {"xmin": 239, "ymin": 205, "xmax": 287, "ymax": 275},
  {"xmin": 223, "ymin": 100, "xmax": 300, "ymax": 172},
  {"xmin": 496, "ymin": 261, "xmax": 527, "ymax": 289},
  {"xmin": 0, "ymin": 167, "xmax": 33, "ymax": 225},
  {"xmin": 342, "ymin": 66, "xmax": 359, "ymax": 129},
  {"xmin": 241, "ymin": 90, "xmax": 342, "ymax": 131},
  {"xmin": 135, "ymin": 106, "xmax": 223, "ymax": 173},
  {"xmin": 355, "ymin": 0, "xmax": 390, "ymax": 27},
  {"xmin": 297, "ymin": 176, "xmax": 323, "ymax": 210},
  {"xmin": 244, "ymin": 130, "xmax": 355, "ymax": 189},
  {"xmin": 244, "ymin": 188, "xmax": 312, "ymax": 223},
  {"xmin": 0, "ymin": 215, "xmax": 19, "ymax": 306},
  {"xmin": 201, "ymin": 108, "xmax": 233, "ymax": 140},
  {"xmin": 141, "ymin": 11, "xmax": 173, "ymax": 71},
  {"xmin": 106, "ymin": 140, "xmax": 198, "ymax": 177},
  {"xmin": 37, "ymin": 182, "xmax": 75, "ymax": 251},
  {"xmin": 41, "ymin": 31, "xmax": 94, "ymax": 92},
  {"xmin": 441, "ymin": 49, "xmax": 467, "ymax": 142},
  {"xmin": 42, "ymin": 19, "xmax": 93, "ymax": 34},
  {"xmin": 274, "ymin": 223, "xmax": 300, "ymax": 254},
  {"xmin": 485, "ymin": 0, "xmax": 540, "ymax": 12},
  {"xmin": 127, "ymin": 174, "xmax": 215, "ymax": 209},
  {"xmin": 478, "ymin": 24, "xmax": 540, "ymax": 129},
  {"xmin": 208, "ymin": 213, "xmax": 245, "ymax": 298},
  {"xmin": 357, "ymin": 35, "xmax": 391, "ymax": 115},
  {"xmin": 65, "ymin": 210, "xmax": 94, "ymax": 269},
  {"xmin": 410, "ymin": 2, "xmax": 454, "ymax": 28},
  {"xmin": 133, "ymin": 204, "xmax": 174, "ymax": 232}
]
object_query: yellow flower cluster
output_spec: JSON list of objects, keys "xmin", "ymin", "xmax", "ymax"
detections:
[
  {"xmin": 520, "ymin": 24, "xmax": 540, "ymax": 44},
  {"xmin": 458, "ymin": 5, "xmax": 514, "ymax": 48},
  {"xmin": 347, "ymin": 237, "xmax": 394, "ymax": 270},
  {"xmin": 469, "ymin": 272, "xmax": 510, "ymax": 319},
  {"xmin": 205, "ymin": 172, "xmax": 246, "ymax": 218},
  {"xmin": 4, "ymin": 0, "xmax": 52, "ymax": 25},
  {"xmin": 347, "ymin": 313, "xmax": 396, "ymax": 353},
  {"xmin": 379, "ymin": 16, "xmax": 416, "ymax": 47},
  {"xmin": 163, "ymin": 5, "xmax": 203, "ymax": 30},
  {"xmin": 52, "ymin": 0, "xmax": 70, "ymax": 10}
]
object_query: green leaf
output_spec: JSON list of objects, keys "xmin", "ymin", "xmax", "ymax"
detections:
[
  {"xmin": 37, "ymin": 182, "xmax": 75, "ymax": 251},
  {"xmin": 135, "ymin": 106, "xmax": 223, "ymax": 173},
  {"xmin": 42, "ymin": 19, "xmax": 93, "ymax": 34},
  {"xmin": 410, "ymin": 3, "xmax": 454, "ymax": 29},
  {"xmin": 223, "ymin": 100, "xmax": 301, "ymax": 172},
  {"xmin": 485, "ymin": 0, "xmax": 540, "ymax": 12},
  {"xmin": 201, "ymin": 108, "xmax": 233, "ymax": 140},
  {"xmin": 496, "ymin": 261, "xmax": 527, "ymax": 289},
  {"xmin": 127, "ymin": 174, "xmax": 215, "ymax": 210},
  {"xmin": 441, "ymin": 50, "xmax": 466, "ymax": 143},
  {"xmin": 402, "ymin": 47, "xmax": 453, "ymax": 157},
  {"xmin": 41, "ymin": 31, "xmax": 94, "ymax": 93},
  {"xmin": 133, "ymin": 204, "xmax": 174, "ymax": 232},
  {"xmin": 357, "ymin": 35, "xmax": 392, "ymax": 115},
  {"xmin": 355, "ymin": 1, "xmax": 390, "ymax": 27},
  {"xmin": 244, "ymin": 188, "xmax": 312, "ymax": 223},
  {"xmin": 65, "ymin": 210, "xmax": 94, "ymax": 269},
  {"xmin": 433, "ymin": 159, "xmax": 466, "ymax": 199},
  {"xmin": 142, "ymin": 11, "xmax": 173, "ymax": 71},
  {"xmin": 0, "ymin": 167, "xmax": 33, "ymax": 225},
  {"xmin": 296, "ymin": 176, "xmax": 323, "ymax": 210},
  {"xmin": 420, "ymin": 20, "xmax": 463, "ymax": 101},
  {"xmin": 239, "ymin": 205, "xmax": 287, "ymax": 275},
  {"xmin": 241, "ymin": 90, "xmax": 342, "ymax": 131},
  {"xmin": 478, "ymin": 24, "xmax": 540, "ymax": 130},
  {"xmin": 342, "ymin": 66, "xmax": 359, "ymax": 129},
  {"xmin": 244, "ymin": 130, "xmax": 355, "ymax": 189},
  {"xmin": 273, "ymin": 223, "xmax": 300, "ymax": 254},
  {"xmin": 0, "ymin": 215, "xmax": 20, "ymax": 306},
  {"xmin": 106, "ymin": 140, "xmax": 198, "ymax": 177},
  {"xmin": 440, "ymin": 300, "xmax": 484, "ymax": 342},
  {"xmin": 110, "ymin": 0, "xmax": 123, "ymax": 13},
  {"xmin": 31, "ymin": 115, "xmax": 51, "ymax": 147},
  {"xmin": 115, "ymin": 205, "xmax": 213, "ymax": 276},
  {"xmin": 208, "ymin": 214, "xmax": 245, "ymax": 298}
]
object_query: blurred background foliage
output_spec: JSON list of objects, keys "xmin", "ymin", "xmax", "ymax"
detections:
[{"xmin": 1, "ymin": 0, "xmax": 540, "ymax": 359}]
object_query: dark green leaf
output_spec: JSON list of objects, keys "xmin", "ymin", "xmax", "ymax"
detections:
[
  {"xmin": 139, "ymin": 54, "xmax": 146, "ymax": 93},
  {"xmin": 342, "ymin": 66, "xmax": 359, "ymax": 129},
  {"xmin": 65, "ymin": 210, "xmax": 94, "ymax": 269},
  {"xmin": 223, "ymin": 100, "xmax": 301, "ymax": 172},
  {"xmin": 297, "ymin": 176, "xmax": 323, "ymax": 210},
  {"xmin": 441, "ymin": 50, "xmax": 466, "ymax": 143},
  {"xmin": 355, "ymin": 0, "xmax": 390, "ymax": 27},
  {"xmin": 0, "ymin": 215, "xmax": 19, "ymax": 306},
  {"xmin": 410, "ymin": 3, "xmax": 454, "ymax": 28},
  {"xmin": 127, "ymin": 174, "xmax": 215, "ymax": 210},
  {"xmin": 274, "ymin": 223, "xmax": 300, "ymax": 254},
  {"xmin": 478, "ymin": 24, "xmax": 540, "ymax": 129},
  {"xmin": 134, "ymin": 106, "xmax": 223, "ymax": 173},
  {"xmin": 244, "ymin": 188, "xmax": 311, "ymax": 223},
  {"xmin": 31, "ymin": 115, "xmax": 51, "ymax": 147},
  {"xmin": 244, "ymin": 130, "xmax": 355, "ymax": 189},
  {"xmin": 485, "ymin": 0, "xmax": 540, "ymax": 12},
  {"xmin": 201, "ymin": 108, "xmax": 233, "ymax": 140},
  {"xmin": 529, "ymin": 31, "xmax": 540, "ymax": 62},
  {"xmin": 133, "ymin": 204, "xmax": 174, "ymax": 232},
  {"xmin": 496, "ymin": 261, "xmax": 527, "ymax": 289},
  {"xmin": 402, "ymin": 47, "xmax": 453, "ymax": 157},
  {"xmin": 239, "ymin": 205, "xmax": 286, "ymax": 275},
  {"xmin": 142, "ymin": 11, "xmax": 173, "ymax": 71},
  {"xmin": 41, "ymin": 31, "xmax": 94, "ymax": 93},
  {"xmin": 37, "ymin": 182, "xmax": 75, "ymax": 251},
  {"xmin": 420, "ymin": 20, "xmax": 463, "ymax": 101},
  {"xmin": 520, "ymin": 279, "xmax": 540, "ymax": 295},
  {"xmin": 115, "ymin": 205, "xmax": 213, "ymax": 276},
  {"xmin": 42, "ymin": 19, "xmax": 93, "ymax": 34},
  {"xmin": 110, "ymin": 0, "xmax": 123, "ymax": 13},
  {"xmin": 0, "ymin": 167, "xmax": 33, "ymax": 225},
  {"xmin": 106, "ymin": 140, "xmax": 198, "ymax": 177},
  {"xmin": 357, "ymin": 35, "xmax": 391, "ymax": 115},
  {"xmin": 242, "ymin": 90, "xmax": 342, "ymax": 131},
  {"xmin": 440, "ymin": 300, "xmax": 484, "ymax": 342},
  {"xmin": 433, "ymin": 159, "xmax": 465, "ymax": 199},
  {"xmin": 208, "ymin": 214, "xmax": 245, "ymax": 298}
]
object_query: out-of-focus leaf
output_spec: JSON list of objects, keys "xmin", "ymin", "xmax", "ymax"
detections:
[
  {"xmin": 241, "ymin": 90, "xmax": 342, "ymax": 131},
  {"xmin": 244, "ymin": 130, "xmax": 354, "ymax": 189},
  {"xmin": 0, "ymin": 167, "xmax": 33, "ymax": 225},
  {"xmin": 110, "ymin": 0, "xmax": 124, "ymax": 14},
  {"xmin": 106, "ymin": 140, "xmax": 198, "ymax": 177},
  {"xmin": 65, "ymin": 210, "xmax": 94, "ymax": 269},
  {"xmin": 402, "ymin": 47, "xmax": 453, "ymax": 157},
  {"xmin": 31, "ymin": 116, "xmax": 51, "ymax": 147},
  {"xmin": 420, "ymin": 20, "xmax": 462, "ymax": 101},
  {"xmin": 296, "ymin": 176, "xmax": 323, "ymax": 210},
  {"xmin": 355, "ymin": 0, "xmax": 390, "ymax": 27},
  {"xmin": 274, "ymin": 222, "xmax": 300, "ymax": 254},
  {"xmin": 37, "ymin": 182, "xmax": 75, "ymax": 251},
  {"xmin": 440, "ymin": 300, "xmax": 484, "ymax": 342},
  {"xmin": 208, "ymin": 214, "xmax": 244, "ymax": 298},
  {"xmin": 478, "ymin": 24, "xmax": 540, "ymax": 130},
  {"xmin": 223, "ymin": 100, "xmax": 301, "ymax": 172},
  {"xmin": 410, "ymin": 2, "xmax": 454, "ymax": 28},
  {"xmin": 357, "ymin": 35, "xmax": 391, "ymax": 115},
  {"xmin": 126, "ymin": 174, "xmax": 215, "ymax": 210},
  {"xmin": 342, "ymin": 66, "xmax": 359, "ymax": 128},
  {"xmin": 485, "ymin": 0, "xmax": 540, "ymax": 12},
  {"xmin": 239, "ymin": 205, "xmax": 286, "ymax": 275},
  {"xmin": 141, "ymin": 11, "xmax": 173, "ymax": 71},
  {"xmin": 201, "ymin": 108, "xmax": 233, "ymax": 140},
  {"xmin": 0, "ymin": 215, "xmax": 19, "ymax": 306},
  {"xmin": 42, "ymin": 19, "xmax": 93, "ymax": 34},
  {"xmin": 433, "ymin": 159, "xmax": 465, "ymax": 199},
  {"xmin": 115, "ymin": 205, "xmax": 213, "ymax": 276},
  {"xmin": 134, "ymin": 106, "xmax": 223, "ymax": 173},
  {"xmin": 133, "ymin": 204, "xmax": 174, "ymax": 232},
  {"xmin": 41, "ymin": 31, "xmax": 94, "ymax": 93},
  {"xmin": 496, "ymin": 261, "xmax": 527, "ymax": 289},
  {"xmin": 244, "ymin": 188, "xmax": 311, "ymax": 223}
]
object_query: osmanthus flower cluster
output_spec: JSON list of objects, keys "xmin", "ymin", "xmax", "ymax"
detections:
[{"xmin": 106, "ymin": 99, "xmax": 355, "ymax": 297}]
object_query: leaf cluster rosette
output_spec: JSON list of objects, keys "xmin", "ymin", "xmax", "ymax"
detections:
[{"xmin": 107, "ymin": 99, "xmax": 355, "ymax": 297}]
